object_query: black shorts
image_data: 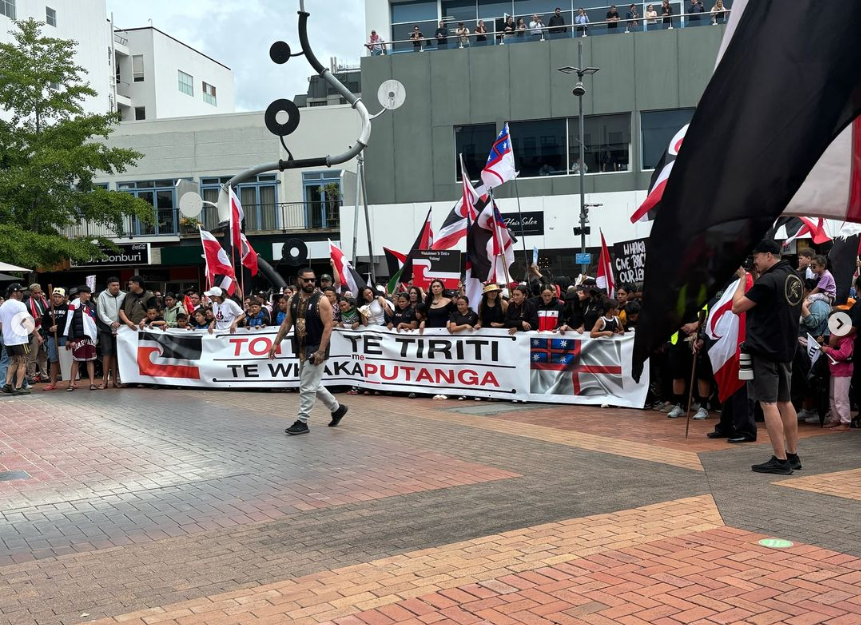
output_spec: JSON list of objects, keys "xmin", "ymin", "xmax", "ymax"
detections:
[
  {"xmin": 99, "ymin": 331, "xmax": 118, "ymax": 356},
  {"xmin": 748, "ymin": 356, "xmax": 792, "ymax": 403},
  {"xmin": 6, "ymin": 343, "xmax": 29, "ymax": 358}
]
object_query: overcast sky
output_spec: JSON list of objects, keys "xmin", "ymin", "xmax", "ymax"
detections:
[{"xmin": 106, "ymin": 0, "xmax": 366, "ymax": 112}]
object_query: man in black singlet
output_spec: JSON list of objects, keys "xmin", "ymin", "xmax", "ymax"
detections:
[{"xmin": 269, "ymin": 268, "xmax": 348, "ymax": 435}]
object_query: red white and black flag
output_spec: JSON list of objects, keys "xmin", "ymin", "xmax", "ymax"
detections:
[
  {"xmin": 629, "ymin": 125, "xmax": 687, "ymax": 223},
  {"xmin": 765, "ymin": 217, "xmax": 831, "ymax": 247},
  {"xmin": 399, "ymin": 208, "xmax": 435, "ymax": 288},
  {"xmin": 632, "ymin": 0, "xmax": 861, "ymax": 377}
]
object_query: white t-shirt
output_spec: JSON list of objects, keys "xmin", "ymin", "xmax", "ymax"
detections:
[
  {"xmin": 213, "ymin": 299, "xmax": 243, "ymax": 330},
  {"xmin": 0, "ymin": 299, "xmax": 33, "ymax": 347}
]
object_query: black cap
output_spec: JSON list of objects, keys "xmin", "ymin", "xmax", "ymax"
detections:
[
  {"xmin": 5, "ymin": 283, "xmax": 24, "ymax": 295},
  {"xmin": 321, "ymin": 274, "xmax": 333, "ymax": 282},
  {"xmin": 751, "ymin": 239, "xmax": 781, "ymax": 255},
  {"xmin": 77, "ymin": 285, "xmax": 92, "ymax": 294}
]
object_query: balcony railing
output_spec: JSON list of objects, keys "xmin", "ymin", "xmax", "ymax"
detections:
[
  {"xmin": 368, "ymin": 6, "xmax": 730, "ymax": 55},
  {"xmin": 64, "ymin": 202, "xmax": 341, "ymax": 240},
  {"xmin": 114, "ymin": 33, "xmax": 129, "ymax": 46}
]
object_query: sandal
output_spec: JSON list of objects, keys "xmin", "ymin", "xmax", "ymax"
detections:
[
  {"xmin": 43, "ymin": 384, "xmax": 55, "ymax": 391},
  {"xmin": 66, "ymin": 385, "xmax": 77, "ymax": 392},
  {"xmin": 97, "ymin": 383, "xmax": 106, "ymax": 390},
  {"xmin": 89, "ymin": 384, "xmax": 99, "ymax": 390}
]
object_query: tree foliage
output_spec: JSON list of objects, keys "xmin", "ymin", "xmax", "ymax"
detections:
[{"xmin": 0, "ymin": 19, "xmax": 153, "ymax": 268}]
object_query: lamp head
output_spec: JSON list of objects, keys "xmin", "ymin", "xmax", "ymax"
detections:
[{"xmin": 572, "ymin": 82, "xmax": 586, "ymax": 97}]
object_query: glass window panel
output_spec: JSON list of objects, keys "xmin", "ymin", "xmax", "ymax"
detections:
[
  {"xmin": 391, "ymin": 0, "xmax": 437, "ymax": 23},
  {"xmin": 0, "ymin": 0, "xmax": 16, "ymax": 20},
  {"xmin": 514, "ymin": 0, "xmax": 558, "ymax": 23},
  {"xmin": 201, "ymin": 188, "xmax": 219, "ymax": 230},
  {"xmin": 443, "ymin": 0, "xmax": 477, "ymax": 22},
  {"xmin": 641, "ymin": 108, "xmax": 694, "ymax": 169},
  {"xmin": 46, "ymin": 7, "xmax": 56, "ymax": 26},
  {"xmin": 117, "ymin": 182, "xmax": 135, "ymax": 190},
  {"xmin": 478, "ymin": 0, "xmax": 513, "ymax": 19},
  {"xmin": 156, "ymin": 190, "xmax": 174, "ymax": 234},
  {"xmin": 135, "ymin": 191, "xmax": 155, "ymax": 236},
  {"xmin": 509, "ymin": 119, "xmax": 566, "ymax": 178},
  {"xmin": 569, "ymin": 113, "xmax": 631, "ymax": 173},
  {"xmin": 257, "ymin": 173, "xmax": 277, "ymax": 181},
  {"xmin": 137, "ymin": 180, "xmax": 155, "ymax": 188},
  {"xmin": 239, "ymin": 186, "xmax": 257, "ymax": 231},
  {"xmin": 178, "ymin": 70, "xmax": 193, "ymax": 96},
  {"xmin": 258, "ymin": 185, "xmax": 277, "ymax": 231},
  {"xmin": 454, "ymin": 124, "xmax": 498, "ymax": 182}
]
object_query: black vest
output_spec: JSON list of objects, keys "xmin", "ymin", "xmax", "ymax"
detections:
[{"xmin": 289, "ymin": 291, "xmax": 329, "ymax": 358}]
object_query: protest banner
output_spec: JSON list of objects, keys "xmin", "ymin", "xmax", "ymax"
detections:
[
  {"xmin": 116, "ymin": 327, "xmax": 649, "ymax": 408},
  {"xmin": 612, "ymin": 238, "xmax": 647, "ymax": 284}
]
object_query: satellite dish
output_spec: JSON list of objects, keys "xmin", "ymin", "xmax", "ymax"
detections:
[
  {"xmin": 377, "ymin": 79, "xmax": 406, "ymax": 111},
  {"xmin": 281, "ymin": 238, "xmax": 308, "ymax": 266},
  {"xmin": 179, "ymin": 192, "xmax": 203, "ymax": 218}
]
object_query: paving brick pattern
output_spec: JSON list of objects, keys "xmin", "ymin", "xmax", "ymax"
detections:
[
  {"xmin": 0, "ymin": 390, "xmax": 859, "ymax": 625},
  {"xmin": 776, "ymin": 468, "xmax": 861, "ymax": 502}
]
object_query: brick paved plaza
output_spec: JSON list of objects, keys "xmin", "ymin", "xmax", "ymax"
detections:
[{"xmin": 1, "ymin": 390, "xmax": 860, "ymax": 625}]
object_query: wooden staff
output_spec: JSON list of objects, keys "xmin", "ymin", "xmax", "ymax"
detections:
[
  {"xmin": 48, "ymin": 283, "xmax": 57, "ymax": 344},
  {"xmin": 684, "ymin": 308, "xmax": 708, "ymax": 439}
]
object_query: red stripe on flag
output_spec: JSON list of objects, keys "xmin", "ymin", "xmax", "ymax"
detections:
[
  {"xmin": 847, "ymin": 118, "xmax": 861, "ymax": 223},
  {"xmin": 630, "ymin": 178, "xmax": 669, "ymax": 223}
]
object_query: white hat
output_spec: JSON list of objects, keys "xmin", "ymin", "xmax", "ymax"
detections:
[{"xmin": 203, "ymin": 286, "xmax": 223, "ymax": 298}]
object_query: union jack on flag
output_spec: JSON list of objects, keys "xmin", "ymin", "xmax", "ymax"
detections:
[
  {"xmin": 530, "ymin": 337, "xmax": 624, "ymax": 396},
  {"xmin": 481, "ymin": 123, "xmax": 518, "ymax": 190}
]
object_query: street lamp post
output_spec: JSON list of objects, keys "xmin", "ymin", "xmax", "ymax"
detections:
[{"xmin": 558, "ymin": 41, "xmax": 599, "ymax": 275}]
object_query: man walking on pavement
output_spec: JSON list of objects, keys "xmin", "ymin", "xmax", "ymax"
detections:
[{"xmin": 269, "ymin": 267, "xmax": 347, "ymax": 435}]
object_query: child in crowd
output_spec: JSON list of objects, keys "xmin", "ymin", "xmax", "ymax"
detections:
[
  {"xmin": 590, "ymin": 300, "xmax": 623, "ymax": 338},
  {"xmin": 821, "ymin": 316, "xmax": 853, "ymax": 430},
  {"xmin": 338, "ymin": 298, "xmax": 362, "ymax": 330},
  {"xmin": 623, "ymin": 300, "xmax": 640, "ymax": 331},
  {"xmin": 808, "ymin": 255, "xmax": 836, "ymax": 305},
  {"xmin": 175, "ymin": 313, "xmax": 190, "ymax": 330},
  {"xmin": 139, "ymin": 306, "xmax": 165, "ymax": 330},
  {"xmin": 191, "ymin": 309, "xmax": 209, "ymax": 329}
]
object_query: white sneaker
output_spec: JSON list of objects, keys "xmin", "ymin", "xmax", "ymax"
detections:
[
  {"xmin": 667, "ymin": 404, "xmax": 685, "ymax": 418},
  {"xmin": 693, "ymin": 407, "xmax": 709, "ymax": 420},
  {"xmin": 798, "ymin": 409, "xmax": 816, "ymax": 422},
  {"xmin": 804, "ymin": 414, "xmax": 823, "ymax": 424}
]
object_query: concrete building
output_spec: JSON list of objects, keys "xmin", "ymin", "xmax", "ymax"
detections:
[
  {"xmin": 344, "ymin": 0, "xmax": 732, "ymax": 279},
  {"xmin": 48, "ymin": 105, "xmax": 362, "ymax": 293},
  {"xmin": 112, "ymin": 26, "xmax": 235, "ymax": 122},
  {"xmin": 0, "ymin": 0, "xmax": 111, "ymax": 114}
]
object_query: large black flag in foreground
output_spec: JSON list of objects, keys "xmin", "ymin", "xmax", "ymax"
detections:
[{"xmin": 632, "ymin": 0, "xmax": 861, "ymax": 379}]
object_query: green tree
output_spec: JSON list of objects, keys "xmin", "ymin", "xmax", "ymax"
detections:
[{"xmin": 0, "ymin": 18, "xmax": 153, "ymax": 268}]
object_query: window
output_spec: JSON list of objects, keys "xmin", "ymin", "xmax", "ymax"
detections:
[
  {"xmin": 1, "ymin": 0, "xmax": 15, "ymax": 20},
  {"xmin": 118, "ymin": 180, "xmax": 177, "ymax": 236},
  {"xmin": 510, "ymin": 119, "xmax": 567, "ymax": 178},
  {"xmin": 132, "ymin": 55, "xmax": 144, "ymax": 82},
  {"xmin": 454, "ymin": 124, "xmax": 498, "ymax": 182},
  {"xmin": 641, "ymin": 108, "xmax": 695, "ymax": 169},
  {"xmin": 177, "ymin": 70, "xmax": 193, "ymax": 96},
  {"xmin": 200, "ymin": 175, "xmax": 280, "ymax": 232},
  {"xmin": 45, "ymin": 6, "xmax": 56, "ymax": 26},
  {"xmin": 134, "ymin": 107, "xmax": 146, "ymax": 121},
  {"xmin": 569, "ymin": 113, "xmax": 631, "ymax": 174},
  {"xmin": 202, "ymin": 81, "xmax": 217, "ymax": 106},
  {"xmin": 48, "ymin": 81, "xmax": 59, "ymax": 91},
  {"xmin": 303, "ymin": 172, "xmax": 342, "ymax": 229},
  {"xmin": 442, "ymin": 0, "xmax": 477, "ymax": 22},
  {"xmin": 391, "ymin": 0, "xmax": 437, "ymax": 24}
]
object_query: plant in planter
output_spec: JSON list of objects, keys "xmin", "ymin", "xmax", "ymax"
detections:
[{"xmin": 179, "ymin": 216, "xmax": 202, "ymax": 232}]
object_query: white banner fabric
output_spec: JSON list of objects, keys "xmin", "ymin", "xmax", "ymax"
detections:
[{"xmin": 116, "ymin": 327, "xmax": 648, "ymax": 408}]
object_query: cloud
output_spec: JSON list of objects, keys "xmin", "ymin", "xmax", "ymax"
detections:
[{"xmin": 106, "ymin": 0, "xmax": 366, "ymax": 112}]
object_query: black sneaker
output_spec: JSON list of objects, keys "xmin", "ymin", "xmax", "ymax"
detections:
[
  {"xmin": 787, "ymin": 453, "xmax": 802, "ymax": 471},
  {"xmin": 329, "ymin": 404, "xmax": 348, "ymax": 427},
  {"xmin": 752, "ymin": 456, "xmax": 793, "ymax": 475},
  {"xmin": 285, "ymin": 420, "xmax": 309, "ymax": 436},
  {"xmin": 1, "ymin": 384, "xmax": 13, "ymax": 394},
  {"xmin": 12, "ymin": 388, "xmax": 31, "ymax": 396}
]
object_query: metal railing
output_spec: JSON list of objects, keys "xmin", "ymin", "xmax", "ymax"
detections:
[
  {"xmin": 197, "ymin": 202, "xmax": 341, "ymax": 234},
  {"xmin": 367, "ymin": 7, "xmax": 730, "ymax": 55},
  {"xmin": 114, "ymin": 33, "xmax": 129, "ymax": 46}
]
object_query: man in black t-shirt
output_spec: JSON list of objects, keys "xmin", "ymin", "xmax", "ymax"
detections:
[
  {"xmin": 606, "ymin": 5, "xmax": 621, "ymax": 30},
  {"xmin": 435, "ymin": 22, "xmax": 449, "ymax": 48},
  {"xmin": 732, "ymin": 240, "xmax": 803, "ymax": 474}
]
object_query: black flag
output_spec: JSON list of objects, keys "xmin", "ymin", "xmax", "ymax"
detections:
[
  {"xmin": 632, "ymin": 0, "xmax": 861, "ymax": 378},
  {"xmin": 829, "ymin": 231, "xmax": 861, "ymax": 306}
]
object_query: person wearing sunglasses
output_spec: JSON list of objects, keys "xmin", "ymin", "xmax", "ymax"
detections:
[{"xmin": 269, "ymin": 267, "xmax": 347, "ymax": 436}]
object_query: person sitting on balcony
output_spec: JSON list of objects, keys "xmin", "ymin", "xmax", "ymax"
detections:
[
  {"xmin": 529, "ymin": 14, "xmax": 544, "ymax": 38},
  {"xmin": 606, "ymin": 5, "xmax": 621, "ymax": 31},
  {"xmin": 626, "ymin": 4, "xmax": 640, "ymax": 29},
  {"xmin": 366, "ymin": 30, "xmax": 386, "ymax": 56},
  {"xmin": 455, "ymin": 22, "xmax": 470, "ymax": 47},
  {"xmin": 474, "ymin": 20, "xmax": 488, "ymax": 45},
  {"xmin": 575, "ymin": 8, "xmax": 589, "ymax": 35},
  {"xmin": 434, "ymin": 21, "xmax": 449, "ymax": 48},
  {"xmin": 548, "ymin": 7, "xmax": 566, "ymax": 37},
  {"xmin": 410, "ymin": 25, "xmax": 424, "ymax": 51}
]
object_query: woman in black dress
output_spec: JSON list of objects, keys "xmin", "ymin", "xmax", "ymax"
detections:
[
  {"xmin": 474, "ymin": 284, "xmax": 508, "ymax": 330},
  {"xmin": 418, "ymin": 279, "xmax": 455, "ymax": 332}
]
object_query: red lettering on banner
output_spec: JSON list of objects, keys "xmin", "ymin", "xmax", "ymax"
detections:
[
  {"xmin": 229, "ymin": 337, "xmax": 249, "ymax": 356},
  {"xmin": 459, "ymin": 370, "xmax": 478, "ymax": 385},
  {"xmin": 365, "ymin": 363, "xmax": 378, "ymax": 376},
  {"xmin": 380, "ymin": 365, "xmax": 398, "ymax": 381},
  {"xmin": 437, "ymin": 369, "xmax": 454, "ymax": 384},
  {"xmin": 248, "ymin": 337, "xmax": 272, "ymax": 356},
  {"xmin": 416, "ymin": 369, "xmax": 434, "ymax": 383},
  {"xmin": 480, "ymin": 371, "xmax": 499, "ymax": 387},
  {"xmin": 402, "ymin": 366, "xmax": 414, "ymax": 381}
]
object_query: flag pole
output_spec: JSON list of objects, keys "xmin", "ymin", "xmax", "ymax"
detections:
[
  {"xmin": 683, "ymin": 309, "xmax": 707, "ymax": 439},
  {"xmin": 512, "ymin": 176, "xmax": 530, "ymax": 277}
]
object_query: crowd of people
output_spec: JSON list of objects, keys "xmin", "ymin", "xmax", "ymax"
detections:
[{"xmin": 366, "ymin": 1, "xmax": 729, "ymax": 54}]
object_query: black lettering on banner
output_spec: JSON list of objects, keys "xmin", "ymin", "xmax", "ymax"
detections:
[
  {"xmin": 612, "ymin": 238, "xmax": 648, "ymax": 284},
  {"xmin": 427, "ymin": 340, "xmax": 452, "ymax": 359},
  {"xmin": 243, "ymin": 364, "xmax": 259, "ymax": 378},
  {"xmin": 227, "ymin": 364, "xmax": 242, "ymax": 377},
  {"xmin": 268, "ymin": 362, "xmax": 298, "ymax": 377},
  {"xmin": 364, "ymin": 335, "xmax": 383, "ymax": 356}
]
